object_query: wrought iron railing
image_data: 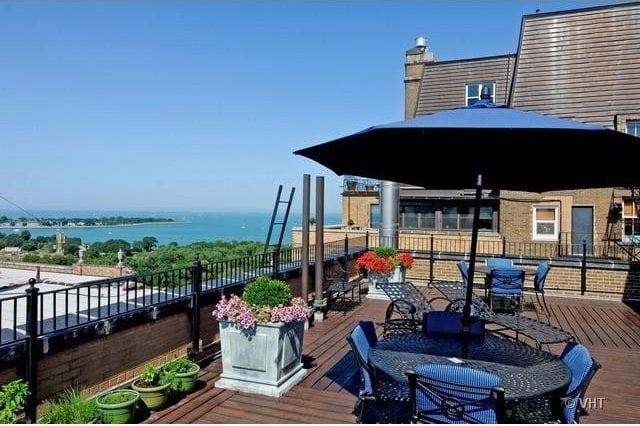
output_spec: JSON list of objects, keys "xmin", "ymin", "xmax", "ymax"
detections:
[
  {"xmin": 371, "ymin": 232, "xmax": 636, "ymax": 261},
  {"xmin": 0, "ymin": 237, "xmax": 369, "ymax": 349}
]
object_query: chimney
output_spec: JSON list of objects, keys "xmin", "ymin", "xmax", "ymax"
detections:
[{"xmin": 404, "ymin": 36, "xmax": 435, "ymax": 119}]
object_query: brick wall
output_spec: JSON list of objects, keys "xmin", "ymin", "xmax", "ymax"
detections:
[
  {"xmin": 410, "ymin": 256, "xmax": 640, "ymax": 301},
  {"xmin": 342, "ymin": 194, "xmax": 378, "ymax": 228},
  {"xmin": 500, "ymin": 188, "xmax": 614, "ymax": 244},
  {"xmin": 0, "ymin": 297, "xmax": 223, "ymax": 405}
]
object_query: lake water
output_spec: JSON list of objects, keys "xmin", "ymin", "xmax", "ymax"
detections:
[{"xmin": 0, "ymin": 210, "xmax": 342, "ymax": 246}]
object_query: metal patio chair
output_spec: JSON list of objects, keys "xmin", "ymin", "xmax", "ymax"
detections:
[
  {"xmin": 346, "ymin": 323, "xmax": 410, "ymax": 423},
  {"xmin": 406, "ymin": 364, "xmax": 506, "ymax": 423}
]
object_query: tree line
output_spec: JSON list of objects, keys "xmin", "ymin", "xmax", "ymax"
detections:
[
  {"xmin": 0, "ymin": 215, "xmax": 175, "ymax": 227},
  {"xmin": 0, "ymin": 230, "xmax": 265, "ymax": 272}
]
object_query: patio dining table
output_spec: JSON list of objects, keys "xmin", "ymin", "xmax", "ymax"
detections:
[{"xmin": 369, "ymin": 332, "xmax": 570, "ymax": 402}]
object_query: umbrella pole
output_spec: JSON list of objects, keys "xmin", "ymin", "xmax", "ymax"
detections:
[{"xmin": 461, "ymin": 174, "xmax": 483, "ymax": 358}]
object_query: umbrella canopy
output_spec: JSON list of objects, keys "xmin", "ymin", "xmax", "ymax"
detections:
[
  {"xmin": 295, "ymin": 101, "xmax": 640, "ymax": 192},
  {"xmin": 294, "ymin": 100, "xmax": 640, "ymax": 351}
]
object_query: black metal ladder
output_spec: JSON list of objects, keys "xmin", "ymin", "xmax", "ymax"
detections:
[{"xmin": 264, "ymin": 185, "xmax": 295, "ymax": 255}]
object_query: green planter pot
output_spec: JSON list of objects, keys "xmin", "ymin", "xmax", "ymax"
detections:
[
  {"xmin": 170, "ymin": 364, "xmax": 201, "ymax": 393},
  {"xmin": 95, "ymin": 389, "xmax": 139, "ymax": 424},
  {"xmin": 131, "ymin": 380, "xmax": 171, "ymax": 410}
]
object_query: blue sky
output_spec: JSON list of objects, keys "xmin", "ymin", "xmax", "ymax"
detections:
[{"xmin": 0, "ymin": 1, "xmax": 622, "ymax": 214}]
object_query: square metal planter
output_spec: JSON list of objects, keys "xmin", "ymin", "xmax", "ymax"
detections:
[{"xmin": 215, "ymin": 319, "xmax": 306, "ymax": 397}]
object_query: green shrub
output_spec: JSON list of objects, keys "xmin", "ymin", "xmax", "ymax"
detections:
[
  {"xmin": 39, "ymin": 387, "xmax": 97, "ymax": 424},
  {"xmin": 22, "ymin": 253, "xmax": 42, "ymax": 263},
  {"xmin": 162, "ymin": 358, "xmax": 197, "ymax": 375},
  {"xmin": 136, "ymin": 364, "xmax": 173, "ymax": 387},
  {"xmin": 374, "ymin": 246, "xmax": 397, "ymax": 258},
  {"xmin": 242, "ymin": 277, "xmax": 292, "ymax": 308},
  {"xmin": 0, "ymin": 378, "xmax": 29, "ymax": 424},
  {"xmin": 96, "ymin": 390, "xmax": 136, "ymax": 405}
]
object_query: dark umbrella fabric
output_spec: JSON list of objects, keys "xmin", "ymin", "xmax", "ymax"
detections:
[
  {"xmin": 295, "ymin": 102, "xmax": 640, "ymax": 192},
  {"xmin": 294, "ymin": 101, "xmax": 640, "ymax": 350}
]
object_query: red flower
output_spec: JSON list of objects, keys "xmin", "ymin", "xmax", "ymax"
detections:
[
  {"xmin": 395, "ymin": 252, "xmax": 414, "ymax": 269},
  {"xmin": 356, "ymin": 249, "xmax": 414, "ymax": 275}
]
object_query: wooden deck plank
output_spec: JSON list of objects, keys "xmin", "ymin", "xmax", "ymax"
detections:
[
  {"xmin": 586, "ymin": 305, "xmax": 635, "ymax": 349},
  {"xmin": 580, "ymin": 305, "xmax": 619, "ymax": 347},
  {"xmin": 607, "ymin": 305, "xmax": 640, "ymax": 346},
  {"xmin": 147, "ymin": 293, "xmax": 640, "ymax": 424}
]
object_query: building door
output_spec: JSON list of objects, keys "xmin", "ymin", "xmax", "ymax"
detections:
[{"xmin": 572, "ymin": 207, "xmax": 593, "ymax": 255}]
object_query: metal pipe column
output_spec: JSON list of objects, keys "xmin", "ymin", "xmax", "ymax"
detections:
[
  {"xmin": 314, "ymin": 176, "xmax": 325, "ymax": 322},
  {"xmin": 301, "ymin": 174, "xmax": 310, "ymax": 302},
  {"xmin": 380, "ymin": 180, "xmax": 399, "ymax": 248}
]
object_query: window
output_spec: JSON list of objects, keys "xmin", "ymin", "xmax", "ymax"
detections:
[
  {"xmin": 627, "ymin": 120, "xmax": 640, "ymax": 137},
  {"xmin": 533, "ymin": 206, "xmax": 559, "ymax": 241},
  {"xmin": 622, "ymin": 199, "xmax": 640, "ymax": 243},
  {"xmin": 465, "ymin": 82, "xmax": 496, "ymax": 106},
  {"xmin": 400, "ymin": 204, "xmax": 436, "ymax": 229},
  {"xmin": 398, "ymin": 201, "xmax": 496, "ymax": 232},
  {"xmin": 370, "ymin": 204, "xmax": 381, "ymax": 229}
]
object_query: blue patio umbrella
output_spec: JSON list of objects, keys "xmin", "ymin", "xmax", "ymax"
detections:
[{"xmin": 294, "ymin": 98, "xmax": 640, "ymax": 341}]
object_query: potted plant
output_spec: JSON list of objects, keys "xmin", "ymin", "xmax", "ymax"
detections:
[
  {"xmin": 0, "ymin": 378, "xmax": 29, "ymax": 424},
  {"xmin": 95, "ymin": 389, "xmax": 139, "ymax": 424},
  {"xmin": 212, "ymin": 276, "xmax": 311, "ymax": 397},
  {"xmin": 161, "ymin": 358, "xmax": 200, "ymax": 394},
  {"xmin": 356, "ymin": 247, "xmax": 414, "ymax": 299},
  {"xmin": 131, "ymin": 364, "xmax": 173, "ymax": 410},
  {"xmin": 39, "ymin": 387, "xmax": 97, "ymax": 424}
]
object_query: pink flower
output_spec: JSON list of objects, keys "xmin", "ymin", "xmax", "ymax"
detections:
[{"xmin": 213, "ymin": 293, "xmax": 311, "ymax": 329}]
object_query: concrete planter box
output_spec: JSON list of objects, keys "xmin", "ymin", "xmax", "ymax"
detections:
[
  {"xmin": 215, "ymin": 319, "xmax": 306, "ymax": 397},
  {"xmin": 366, "ymin": 266, "xmax": 405, "ymax": 300}
]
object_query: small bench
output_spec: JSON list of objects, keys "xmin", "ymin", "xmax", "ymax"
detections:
[
  {"xmin": 326, "ymin": 280, "xmax": 359, "ymax": 314},
  {"xmin": 323, "ymin": 260, "xmax": 361, "ymax": 314}
]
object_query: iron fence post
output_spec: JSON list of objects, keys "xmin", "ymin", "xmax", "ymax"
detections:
[
  {"xmin": 365, "ymin": 231, "xmax": 369, "ymax": 251},
  {"xmin": 502, "ymin": 239, "xmax": 506, "ymax": 256},
  {"xmin": 25, "ymin": 278, "xmax": 39, "ymax": 423},
  {"xmin": 557, "ymin": 235, "xmax": 562, "ymax": 257},
  {"xmin": 272, "ymin": 250, "xmax": 280, "ymax": 278},
  {"xmin": 429, "ymin": 234, "xmax": 434, "ymax": 284},
  {"xmin": 189, "ymin": 258, "xmax": 202, "ymax": 357},
  {"xmin": 344, "ymin": 234, "xmax": 349, "ymax": 262},
  {"xmin": 581, "ymin": 241, "xmax": 587, "ymax": 295}
]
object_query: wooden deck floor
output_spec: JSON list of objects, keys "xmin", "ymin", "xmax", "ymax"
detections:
[{"xmin": 146, "ymin": 285, "xmax": 640, "ymax": 424}]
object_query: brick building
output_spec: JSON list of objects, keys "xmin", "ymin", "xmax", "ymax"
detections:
[{"xmin": 342, "ymin": 2, "xmax": 640, "ymax": 257}]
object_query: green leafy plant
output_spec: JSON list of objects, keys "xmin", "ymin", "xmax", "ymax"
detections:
[
  {"xmin": 39, "ymin": 387, "xmax": 97, "ymax": 424},
  {"xmin": 136, "ymin": 364, "xmax": 174, "ymax": 388},
  {"xmin": 0, "ymin": 378, "xmax": 29, "ymax": 424},
  {"xmin": 96, "ymin": 390, "xmax": 137, "ymax": 405},
  {"xmin": 374, "ymin": 246, "xmax": 397, "ymax": 258},
  {"xmin": 162, "ymin": 358, "xmax": 197, "ymax": 375},
  {"xmin": 161, "ymin": 358, "xmax": 201, "ymax": 393},
  {"xmin": 242, "ymin": 277, "xmax": 292, "ymax": 308}
]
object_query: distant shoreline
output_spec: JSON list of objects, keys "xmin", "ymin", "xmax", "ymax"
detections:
[{"xmin": 0, "ymin": 221, "xmax": 190, "ymax": 230}]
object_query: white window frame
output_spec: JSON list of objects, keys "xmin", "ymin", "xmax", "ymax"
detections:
[
  {"xmin": 532, "ymin": 205, "xmax": 559, "ymax": 241},
  {"xmin": 622, "ymin": 199, "xmax": 640, "ymax": 243},
  {"xmin": 465, "ymin": 82, "xmax": 496, "ymax": 106}
]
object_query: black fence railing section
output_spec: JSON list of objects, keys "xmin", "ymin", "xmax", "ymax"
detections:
[
  {"xmin": 1, "ymin": 237, "xmax": 370, "ymax": 422},
  {"xmin": 365, "ymin": 233, "xmax": 637, "ymax": 261}
]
